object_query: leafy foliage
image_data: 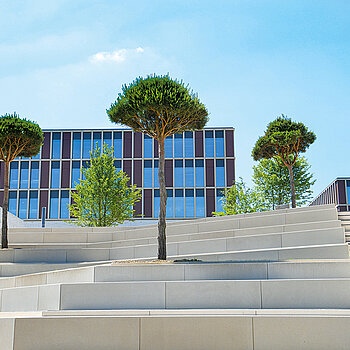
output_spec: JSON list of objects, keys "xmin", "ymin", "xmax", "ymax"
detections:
[
  {"xmin": 69, "ymin": 145, "xmax": 141, "ymax": 227},
  {"xmin": 252, "ymin": 156, "xmax": 316, "ymax": 209},
  {"xmin": 107, "ymin": 74, "xmax": 209, "ymax": 139},
  {"xmin": 252, "ymin": 115, "xmax": 316, "ymax": 165},
  {"xmin": 0, "ymin": 112, "xmax": 43, "ymax": 161},
  {"xmin": 213, "ymin": 178, "xmax": 266, "ymax": 216}
]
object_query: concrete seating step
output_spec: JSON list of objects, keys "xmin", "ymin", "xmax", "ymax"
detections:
[
  {"xmin": 3, "ymin": 278, "xmax": 350, "ymax": 312},
  {"xmin": 2, "ymin": 260, "xmax": 350, "ymax": 289}
]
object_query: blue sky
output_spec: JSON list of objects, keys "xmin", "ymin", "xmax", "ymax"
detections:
[{"xmin": 1, "ymin": 0, "xmax": 349, "ymax": 197}]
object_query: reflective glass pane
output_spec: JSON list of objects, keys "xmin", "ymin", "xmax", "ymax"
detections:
[
  {"xmin": 175, "ymin": 189, "xmax": 184, "ymax": 218},
  {"xmin": 347, "ymin": 180, "xmax": 350, "ymax": 204},
  {"xmin": 154, "ymin": 160, "xmax": 159, "ymax": 187},
  {"xmin": 196, "ymin": 189, "xmax": 205, "ymax": 217},
  {"xmin": 144, "ymin": 135, "xmax": 153, "ymax": 158},
  {"xmin": 51, "ymin": 162, "xmax": 60, "ymax": 188},
  {"xmin": 18, "ymin": 192, "xmax": 28, "ymax": 219},
  {"xmin": 166, "ymin": 189, "xmax": 173, "ymax": 218},
  {"xmin": 72, "ymin": 132, "xmax": 82, "ymax": 159},
  {"xmin": 49, "ymin": 191, "xmax": 59, "ymax": 219},
  {"xmin": 154, "ymin": 189, "xmax": 160, "ymax": 218},
  {"xmin": 216, "ymin": 188, "xmax": 225, "ymax": 212},
  {"xmin": 174, "ymin": 133, "xmax": 183, "ymax": 158},
  {"xmin": 52, "ymin": 132, "xmax": 61, "ymax": 159},
  {"xmin": 184, "ymin": 131, "xmax": 193, "ymax": 157},
  {"xmin": 31, "ymin": 151, "xmax": 40, "ymax": 160},
  {"xmin": 30, "ymin": 162, "xmax": 39, "ymax": 189},
  {"xmin": 93, "ymin": 132, "xmax": 102, "ymax": 151},
  {"xmin": 60, "ymin": 191, "xmax": 70, "ymax": 219},
  {"xmin": 83, "ymin": 132, "xmax": 92, "ymax": 158},
  {"xmin": 195, "ymin": 159, "xmax": 204, "ymax": 187},
  {"xmin": 165, "ymin": 136, "xmax": 173, "ymax": 158},
  {"xmin": 113, "ymin": 132, "xmax": 122, "ymax": 158},
  {"xmin": 20, "ymin": 162, "xmax": 29, "ymax": 189},
  {"xmin": 10, "ymin": 162, "xmax": 19, "ymax": 189},
  {"xmin": 82, "ymin": 160, "xmax": 90, "ymax": 181},
  {"xmin": 103, "ymin": 132, "xmax": 112, "ymax": 150},
  {"xmin": 9, "ymin": 192, "xmax": 17, "ymax": 215},
  {"xmin": 215, "ymin": 130, "xmax": 224, "ymax": 157},
  {"xmin": 174, "ymin": 160, "xmax": 183, "ymax": 187},
  {"xmin": 71, "ymin": 161, "xmax": 80, "ymax": 188},
  {"xmin": 185, "ymin": 159, "xmax": 194, "ymax": 187},
  {"xmin": 29, "ymin": 191, "xmax": 38, "ymax": 219},
  {"xmin": 144, "ymin": 160, "xmax": 152, "ymax": 187},
  {"xmin": 205, "ymin": 130, "xmax": 214, "ymax": 157},
  {"xmin": 216, "ymin": 159, "xmax": 225, "ymax": 187},
  {"xmin": 114, "ymin": 160, "xmax": 122, "ymax": 173},
  {"xmin": 185, "ymin": 189, "xmax": 194, "ymax": 217}
]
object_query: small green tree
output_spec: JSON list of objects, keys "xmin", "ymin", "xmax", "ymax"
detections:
[
  {"xmin": 69, "ymin": 145, "xmax": 141, "ymax": 227},
  {"xmin": 214, "ymin": 178, "xmax": 266, "ymax": 216},
  {"xmin": 252, "ymin": 156, "xmax": 316, "ymax": 209},
  {"xmin": 0, "ymin": 113, "xmax": 43, "ymax": 248},
  {"xmin": 252, "ymin": 115, "xmax": 316, "ymax": 208},
  {"xmin": 107, "ymin": 75, "xmax": 208, "ymax": 259}
]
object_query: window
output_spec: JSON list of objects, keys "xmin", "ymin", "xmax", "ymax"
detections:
[
  {"xmin": 154, "ymin": 189, "xmax": 160, "ymax": 218},
  {"xmin": 9, "ymin": 192, "xmax": 17, "ymax": 215},
  {"xmin": 184, "ymin": 131, "xmax": 193, "ymax": 157},
  {"xmin": 216, "ymin": 188, "xmax": 225, "ymax": 213},
  {"xmin": 72, "ymin": 132, "xmax": 82, "ymax": 159},
  {"xmin": 60, "ymin": 191, "xmax": 70, "ymax": 219},
  {"xmin": 83, "ymin": 132, "xmax": 92, "ymax": 158},
  {"xmin": 215, "ymin": 130, "xmax": 224, "ymax": 157},
  {"xmin": 49, "ymin": 191, "xmax": 59, "ymax": 219},
  {"xmin": 154, "ymin": 160, "xmax": 159, "ymax": 187},
  {"xmin": 10, "ymin": 162, "xmax": 19, "ymax": 189},
  {"xmin": 103, "ymin": 132, "xmax": 112, "ymax": 150},
  {"xmin": 174, "ymin": 133, "xmax": 183, "ymax": 158},
  {"xmin": 31, "ymin": 151, "xmax": 40, "ymax": 160},
  {"xmin": 82, "ymin": 160, "xmax": 90, "ymax": 181},
  {"xmin": 113, "ymin": 132, "xmax": 122, "ymax": 158},
  {"xmin": 30, "ymin": 162, "xmax": 39, "ymax": 189},
  {"xmin": 205, "ymin": 130, "xmax": 214, "ymax": 157},
  {"xmin": 18, "ymin": 192, "xmax": 28, "ymax": 219},
  {"xmin": 20, "ymin": 162, "xmax": 29, "ymax": 189},
  {"xmin": 29, "ymin": 191, "xmax": 38, "ymax": 219},
  {"xmin": 347, "ymin": 180, "xmax": 350, "ymax": 204},
  {"xmin": 216, "ymin": 159, "xmax": 225, "ymax": 187},
  {"xmin": 195, "ymin": 159, "xmax": 204, "ymax": 187},
  {"xmin": 51, "ymin": 162, "xmax": 60, "ymax": 188},
  {"xmin": 185, "ymin": 159, "xmax": 194, "ymax": 187},
  {"xmin": 165, "ymin": 136, "xmax": 173, "ymax": 158},
  {"xmin": 93, "ymin": 132, "xmax": 102, "ymax": 151},
  {"xmin": 185, "ymin": 189, "xmax": 194, "ymax": 217},
  {"xmin": 175, "ymin": 189, "xmax": 184, "ymax": 218},
  {"xmin": 71, "ymin": 161, "xmax": 80, "ymax": 188},
  {"xmin": 144, "ymin": 160, "xmax": 152, "ymax": 187},
  {"xmin": 144, "ymin": 135, "xmax": 153, "ymax": 158},
  {"xmin": 166, "ymin": 189, "xmax": 174, "ymax": 218},
  {"xmin": 196, "ymin": 189, "xmax": 205, "ymax": 217},
  {"xmin": 114, "ymin": 160, "xmax": 122, "ymax": 173},
  {"xmin": 174, "ymin": 160, "xmax": 184, "ymax": 187},
  {"xmin": 52, "ymin": 132, "xmax": 61, "ymax": 159}
]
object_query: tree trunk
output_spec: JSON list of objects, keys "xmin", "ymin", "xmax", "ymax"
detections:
[
  {"xmin": 287, "ymin": 165, "xmax": 296, "ymax": 208},
  {"xmin": 1, "ymin": 162, "xmax": 9, "ymax": 249},
  {"xmin": 158, "ymin": 138, "xmax": 167, "ymax": 260}
]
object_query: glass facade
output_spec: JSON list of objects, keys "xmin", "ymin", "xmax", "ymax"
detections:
[{"xmin": 0, "ymin": 127, "xmax": 235, "ymax": 220}]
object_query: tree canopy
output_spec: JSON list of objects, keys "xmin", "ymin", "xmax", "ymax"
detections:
[
  {"xmin": 107, "ymin": 75, "xmax": 209, "ymax": 260},
  {"xmin": 0, "ymin": 112, "xmax": 43, "ymax": 249},
  {"xmin": 252, "ymin": 115, "xmax": 316, "ymax": 208},
  {"xmin": 252, "ymin": 156, "xmax": 316, "ymax": 209},
  {"xmin": 69, "ymin": 145, "xmax": 141, "ymax": 227}
]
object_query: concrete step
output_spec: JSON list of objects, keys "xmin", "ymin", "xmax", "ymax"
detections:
[
  {"xmin": 9, "ymin": 206, "xmax": 338, "ymax": 245},
  {"xmin": 9, "ymin": 219, "xmax": 342, "ymax": 248},
  {"xmin": 2, "ymin": 310, "xmax": 350, "ymax": 350},
  {"xmin": 2, "ymin": 260, "xmax": 350, "ymax": 289},
  {"xmin": 3, "ymin": 278, "xmax": 350, "ymax": 312}
]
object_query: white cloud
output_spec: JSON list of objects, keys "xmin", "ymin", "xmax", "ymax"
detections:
[{"xmin": 90, "ymin": 47, "xmax": 144, "ymax": 63}]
